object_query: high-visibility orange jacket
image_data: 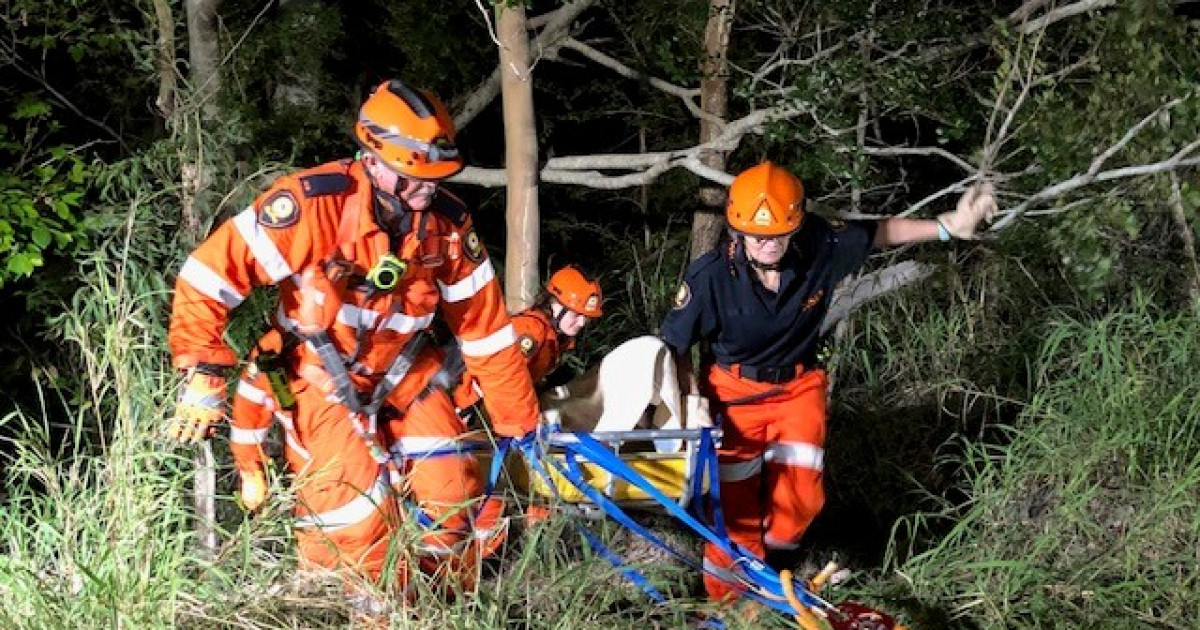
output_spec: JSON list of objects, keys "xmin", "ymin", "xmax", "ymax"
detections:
[
  {"xmin": 452, "ymin": 306, "xmax": 574, "ymax": 411},
  {"xmin": 169, "ymin": 158, "xmax": 540, "ymax": 438},
  {"xmin": 512, "ymin": 307, "xmax": 574, "ymax": 388}
]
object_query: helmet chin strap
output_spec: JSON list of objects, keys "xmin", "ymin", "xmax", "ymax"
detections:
[{"xmin": 749, "ymin": 258, "xmax": 782, "ymax": 271}]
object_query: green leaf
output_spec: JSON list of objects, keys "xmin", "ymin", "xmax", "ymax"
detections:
[
  {"xmin": 13, "ymin": 97, "xmax": 51, "ymax": 120},
  {"xmin": 32, "ymin": 227, "xmax": 51, "ymax": 249}
]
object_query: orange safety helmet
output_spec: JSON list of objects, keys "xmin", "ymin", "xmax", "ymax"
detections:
[
  {"xmin": 726, "ymin": 161, "xmax": 805, "ymax": 237},
  {"xmin": 354, "ymin": 79, "xmax": 464, "ymax": 180},
  {"xmin": 546, "ymin": 265, "xmax": 603, "ymax": 318}
]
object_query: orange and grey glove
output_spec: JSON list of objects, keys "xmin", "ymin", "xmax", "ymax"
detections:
[
  {"xmin": 937, "ymin": 181, "xmax": 998, "ymax": 240},
  {"xmin": 167, "ymin": 366, "xmax": 228, "ymax": 442},
  {"xmin": 237, "ymin": 467, "xmax": 268, "ymax": 512}
]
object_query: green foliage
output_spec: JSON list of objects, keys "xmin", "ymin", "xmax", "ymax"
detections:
[
  {"xmin": 0, "ymin": 98, "xmax": 95, "ymax": 286},
  {"xmin": 892, "ymin": 298, "xmax": 1200, "ymax": 628}
]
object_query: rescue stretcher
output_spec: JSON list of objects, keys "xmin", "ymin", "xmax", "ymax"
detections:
[
  {"xmin": 486, "ymin": 424, "xmax": 908, "ymax": 630},
  {"xmin": 508, "ymin": 427, "xmax": 704, "ymax": 512}
]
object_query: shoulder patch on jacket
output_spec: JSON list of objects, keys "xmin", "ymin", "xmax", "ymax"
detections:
[
  {"xmin": 518, "ymin": 334, "xmax": 538, "ymax": 357},
  {"xmin": 299, "ymin": 172, "xmax": 353, "ymax": 197},
  {"xmin": 463, "ymin": 228, "xmax": 486, "ymax": 263},
  {"xmin": 672, "ymin": 282, "xmax": 692, "ymax": 310},
  {"xmin": 427, "ymin": 190, "xmax": 470, "ymax": 226},
  {"xmin": 258, "ymin": 190, "xmax": 300, "ymax": 228}
]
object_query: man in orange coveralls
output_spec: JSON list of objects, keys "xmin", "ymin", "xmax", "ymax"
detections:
[
  {"xmin": 659, "ymin": 161, "xmax": 997, "ymax": 602},
  {"xmin": 165, "ymin": 79, "xmax": 540, "ymax": 600}
]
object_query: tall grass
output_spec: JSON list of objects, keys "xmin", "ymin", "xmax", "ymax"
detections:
[
  {"xmin": 892, "ymin": 296, "xmax": 1200, "ymax": 628},
  {"xmin": 0, "ymin": 208, "xmax": 707, "ymax": 629}
]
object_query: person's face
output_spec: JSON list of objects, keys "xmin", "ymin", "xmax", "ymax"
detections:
[
  {"xmin": 551, "ymin": 301, "xmax": 590, "ymax": 337},
  {"xmin": 743, "ymin": 232, "xmax": 792, "ymax": 266},
  {"xmin": 364, "ymin": 155, "xmax": 439, "ymax": 211}
]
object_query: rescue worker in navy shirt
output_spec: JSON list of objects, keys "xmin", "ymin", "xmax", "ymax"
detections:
[{"xmin": 660, "ymin": 161, "xmax": 996, "ymax": 602}]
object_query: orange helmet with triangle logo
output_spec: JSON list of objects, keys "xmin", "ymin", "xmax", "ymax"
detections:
[
  {"xmin": 546, "ymin": 265, "xmax": 603, "ymax": 318},
  {"xmin": 726, "ymin": 161, "xmax": 805, "ymax": 237}
]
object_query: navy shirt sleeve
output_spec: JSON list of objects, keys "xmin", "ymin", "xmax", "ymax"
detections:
[
  {"xmin": 825, "ymin": 218, "xmax": 877, "ymax": 283},
  {"xmin": 659, "ymin": 251, "xmax": 720, "ymax": 354}
]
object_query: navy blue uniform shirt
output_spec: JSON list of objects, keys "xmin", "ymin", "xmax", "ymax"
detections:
[{"xmin": 660, "ymin": 215, "xmax": 876, "ymax": 369}]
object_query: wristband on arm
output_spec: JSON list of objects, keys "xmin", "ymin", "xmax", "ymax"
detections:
[{"xmin": 935, "ymin": 218, "xmax": 952, "ymax": 242}]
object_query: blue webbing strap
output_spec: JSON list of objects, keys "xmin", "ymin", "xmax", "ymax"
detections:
[
  {"xmin": 519, "ymin": 430, "xmax": 824, "ymax": 615},
  {"xmin": 397, "ymin": 436, "xmax": 514, "ymax": 532}
]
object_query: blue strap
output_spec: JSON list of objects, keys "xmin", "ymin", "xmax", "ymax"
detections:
[
  {"xmin": 399, "ymin": 437, "xmax": 514, "ymax": 533},
  {"xmin": 536, "ymin": 430, "xmax": 825, "ymax": 613}
]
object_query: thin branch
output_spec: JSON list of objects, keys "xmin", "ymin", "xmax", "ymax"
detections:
[
  {"xmin": 1168, "ymin": 170, "xmax": 1200, "ymax": 301},
  {"xmin": 560, "ymin": 37, "xmax": 722, "ymax": 126},
  {"xmin": 1086, "ymin": 95, "xmax": 1188, "ymax": 179},
  {"xmin": 452, "ymin": 105, "xmax": 805, "ymax": 188},
  {"xmin": 452, "ymin": 0, "xmax": 596, "ymax": 129},
  {"xmin": 0, "ymin": 40, "xmax": 130, "ymax": 152},
  {"xmin": 854, "ymin": 146, "xmax": 977, "ymax": 173},
  {"xmin": 993, "ymin": 145, "xmax": 1200, "ymax": 229},
  {"xmin": 1015, "ymin": 0, "xmax": 1117, "ymax": 35}
]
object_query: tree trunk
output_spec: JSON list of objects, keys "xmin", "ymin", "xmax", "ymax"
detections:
[
  {"xmin": 183, "ymin": 0, "xmax": 222, "ymax": 558},
  {"xmin": 185, "ymin": 0, "xmax": 221, "ymax": 122},
  {"xmin": 182, "ymin": 0, "xmax": 222, "ymax": 247},
  {"xmin": 272, "ymin": 0, "xmax": 322, "ymax": 112},
  {"xmin": 151, "ymin": 0, "xmax": 176, "ymax": 121},
  {"xmin": 688, "ymin": 0, "xmax": 735, "ymax": 262},
  {"xmin": 497, "ymin": 4, "xmax": 541, "ymax": 312}
]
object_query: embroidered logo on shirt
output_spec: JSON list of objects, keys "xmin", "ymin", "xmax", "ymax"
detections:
[
  {"xmin": 672, "ymin": 282, "xmax": 692, "ymax": 310},
  {"xmin": 258, "ymin": 191, "xmax": 300, "ymax": 228},
  {"xmin": 518, "ymin": 335, "xmax": 537, "ymax": 357},
  {"xmin": 463, "ymin": 228, "xmax": 486, "ymax": 263},
  {"xmin": 803, "ymin": 289, "xmax": 826, "ymax": 311},
  {"xmin": 828, "ymin": 217, "xmax": 847, "ymax": 231}
]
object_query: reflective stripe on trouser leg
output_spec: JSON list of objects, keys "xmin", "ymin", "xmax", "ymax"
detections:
[
  {"xmin": 289, "ymin": 382, "xmax": 402, "ymax": 583},
  {"xmin": 702, "ymin": 402, "xmax": 770, "ymax": 602},
  {"xmin": 701, "ymin": 364, "xmax": 831, "ymax": 602},
  {"xmin": 230, "ymin": 372, "xmax": 276, "ymax": 471},
  {"xmin": 763, "ymin": 369, "xmax": 828, "ymax": 551},
  {"xmin": 390, "ymin": 388, "xmax": 487, "ymax": 561}
]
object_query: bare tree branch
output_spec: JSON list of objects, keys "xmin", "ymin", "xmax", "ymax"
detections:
[
  {"xmin": 451, "ymin": 105, "xmax": 804, "ymax": 188},
  {"xmin": 993, "ymin": 143, "xmax": 1200, "ymax": 229},
  {"xmin": 452, "ymin": 0, "xmax": 596, "ymax": 129},
  {"xmin": 1015, "ymin": 0, "xmax": 1117, "ymax": 35},
  {"xmin": 561, "ymin": 37, "xmax": 723, "ymax": 126},
  {"xmin": 823, "ymin": 261, "xmax": 935, "ymax": 333},
  {"xmin": 1168, "ymin": 170, "xmax": 1200, "ymax": 301},
  {"xmin": 854, "ymin": 146, "xmax": 977, "ymax": 173}
]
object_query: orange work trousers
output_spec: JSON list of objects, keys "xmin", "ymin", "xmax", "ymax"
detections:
[
  {"xmin": 701, "ymin": 365, "xmax": 828, "ymax": 602},
  {"xmin": 230, "ymin": 342, "xmax": 503, "ymax": 591}
]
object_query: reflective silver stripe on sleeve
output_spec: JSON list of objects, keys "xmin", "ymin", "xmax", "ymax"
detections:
[
  {"xmin": 232, "ymin": 206, "xmax": 295, "ymax": 282},
  {"xmin": 458, "ymin": 323, "xmax": 515, "ymax": 357},
  {"xmin": 293, "ymin": 476, "xmax": 388, "ymax": 533},
  {"xmin": 764, "ymin": 533, "xmax": 801, "ymax": 551},
  {"xmin": 229, "ymin": 426, "xmax": 270, "ymax": 445},
  {"xmin": 437, "ymin": 259, "xmax": 496, "ymax": 303},
  {"xmin": 764, "ymin": 441, "xmax": 825, "ymax": 472},
  {"xmin": 718, "ymin": 457, "xmax": 763, "ymax": 482},
  {"xmin": 236, "ymin": 379, "xmax": 268, "ymax": 405},
  {"xmin": 275, "ymin": 412, "xmax": 311, "ymax": 461},
  {"xmin": 179, "ymin": 256, "xmax": 245, "ymax": 309}
]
